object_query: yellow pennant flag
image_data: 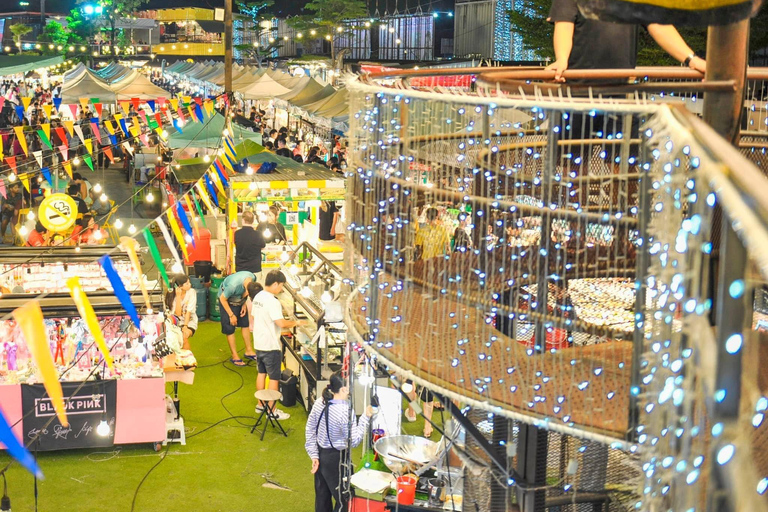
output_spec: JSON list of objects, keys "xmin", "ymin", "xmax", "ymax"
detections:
[
  {"xmin": 187, "ymin": 105, "xmax": 197, "ymax": 123},
  {"xmin": 104, "ymin": 120, "xmax": 115, "ymax": 135},
  {"xmin": 182, "ymin": 96, "xmax": 192, "ymax": 106},
  {"xmin": 195, "ymin": 181, "xmax": 218, "ymax": 218},
  {"xmin": 120, "ymin": 101, "xmax": 131, "ymax": 116},
  {"xmin": 13, "ymin": 302, "xmax": 69, "ymax": 427},
  {"xmin": 41, "ymin": 123, "xmax": 51, "ymax": 142},
  {"xmin": 204, "ymin": 100, "xmax": 214, "ymax": 118},
  {"xmin": 166, "ymin": 210, "xmax": 189, "ymax": 260},
  {"xmin": 84, "ymin": 138, "xmax": 93, "ymax": 155},
  {"xmin": 43, "ymin": 104, "xmax": 52, "ymax": 119},
  {"xmin": 63, "ymin": 161, "xmax": 73, "ymax": 179},
  {"xmin": 79, "ymin": 98, "xmax": 89, "ymax": 111},
  {"xmin": 63, "ymin": 119, "xmax": 75, "ymax": 136},
  {"xmin": 183, "ymin": 195, "xmax": 200, "ymax": 238},
  {"xmin": 21, "ymin": 97, "xmax": 32, "ymax": 110},
  {"xmin": 13, "ymin": 126, "xmax": 28, "ymax": 156},
  {"xmin": 219, "ymin": 156, "xmax": 234, "ymax": 173},
  {"xmin": 130, "ymin": 118, "xmax": 141, "ymax": 137},
  {"xmin": 209, "ymin": 170, "xmax": 226, "ymax": 197},
  {"xmin": 0, "ymin": 134, "xmax": 3, "ymax": 160},
  {"xmin": 66, "ymin": 277, "xmax": 114, "ymax": 372},
  {"xmin": 20, "ymin": 176, "xmax": 30, "ymax": 193},
  {"xmin": 169, "ymin": 98, "xmax": 179, "ymax": 111},
  {"xmin": 119, "ymin": 237, "xmax": 152, "ymax": 313},
  {"xmin": 154, "ymin": 127, "xmax": 163, "ymax": 138}
]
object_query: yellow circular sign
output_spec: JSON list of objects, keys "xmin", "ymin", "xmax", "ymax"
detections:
[{"xmin": 39, "ymin": 193, "xmax": 78, "ymax": 233}]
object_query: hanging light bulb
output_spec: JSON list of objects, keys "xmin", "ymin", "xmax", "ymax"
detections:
[
  {"xmin": 74, "ymin": 157, "xmax": 81, "ymax": 165},
  {"xmin": 146, "ymin": 192, "xmax": 154, "ymax": 203},
  {"xmin": 128, "ymin": 224, "xmax": 137, "ymax": 234},
  {"xmin": 75, "ymin": 245, "xmax": 81, "ymax": 252},
  {"xmin": 263, "ymin": 228, "xmax": 272, "ymax": 238},
  {"xmin": 93, "ymin": 183, "xmax": 102, "ymax": 193},
  {"xmin": 203, "ymin": 155, "xmax": 211, "ymax": 163},
  {"xmin": 280, "ymin": 246, "xmax": 289, "ymax": 262},
  {"xmin": 115, "ymin": 219, "xmax": 123, "ymax": 229},
  {"xmin": 93, "ymin": 230, "xmax": 103, "ymax": 241},
  {"xmin": 19, "ymin": 225, "xmax": 28, "ymax": 236},
  {"xmin": 96, "ymin": 418, "xmax": 110, "ymax": 437},
  {"xmin": 100, "ymin": 193, "xmax": 108, "ymax": 202},
  {"xmin": 171, "ymin": 262, "xmax": 183, "ymax": 273},
  {"xmin": 300, "ymin": 286, "xmax": 312, "ymax": 298},
  {"xmin": 174, "ymin": 164, "xmax": 181, "ymax": 170},
  {"xmin": 321, "ymin": 287, "xmax": 332, "ymax": 304},
  {"xmin": 184, "ymin": 234, "xmax": 192, "ymax": 243},
  {"xmin": 162, "ymin": 202, "xmax": 168, "ymax": 208},
  {"xmin": 27, "ymin": 211, "xmax": 35, "ymax": 221},
  {"xmin": 8, "ymin": 173, "xmax": 16, "ymax": 182},
  {"xmin": 401, "ymin": 381, "xmax": 414, "ymax": 394},
  {"xmin": 289, "ymin": 265, "xmax": 300, "ymax": 275}
]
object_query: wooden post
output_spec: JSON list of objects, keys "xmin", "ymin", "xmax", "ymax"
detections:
[{"xmin": 224, "ymin": 0, "xmax": 233, "ymax": 98}]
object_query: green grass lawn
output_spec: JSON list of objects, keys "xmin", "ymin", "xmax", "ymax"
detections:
[{"xmin": 1, "ymin": 320, "xmax": 440, "ymax": 511}]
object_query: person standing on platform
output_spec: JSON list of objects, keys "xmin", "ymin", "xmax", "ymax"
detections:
[
  {"xmin": 250, "ymin": 270, "xmax": 302, "ymax": 420},
  {"xmin": 219, "ymin": 270, "xmax": 257, "ymax": 366},
  {"xmin": 234, "ymin": 210, "xmax": 266, "ymax": 283},
  {"xmin": 305, "ymin": 372, "xmax": 373, "ymax": 512}
]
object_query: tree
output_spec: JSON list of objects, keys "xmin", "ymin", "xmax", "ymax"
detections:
[
  {"xmin": 288, "ymin": 0, "xmax": 368, "ymax": 62},
  {"xmin": 236, "ymin": 1, "xmax": 281, "ymax": 68},
  {"xmin": 10, "ymin": 24, "xmax": 33, "ymax": 54},
  {"xmin": 508, "ymin": 0, "xmax": 767, "ymax": 66},
  {"xmin": 74, "ymin": 0, "xmax": 149, "ymax": 53}
]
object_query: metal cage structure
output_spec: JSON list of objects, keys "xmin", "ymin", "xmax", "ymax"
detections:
[{"xmin": 343, "ymin": 68, "xmax": 768, "ymax": 512}]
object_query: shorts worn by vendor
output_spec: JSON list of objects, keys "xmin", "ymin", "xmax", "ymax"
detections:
[
  {"xmin": 219, "ymin": 271, "xmax": 255, "ymax": 335},
  {"xmin": 251, "ymin": 289, "xmax": 283, "ymax": 379}
]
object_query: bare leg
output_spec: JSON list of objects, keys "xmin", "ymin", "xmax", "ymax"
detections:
[
  {"xmin": 423, "ymin": 401, "xmax": 434, "ymax": 437},
  {"xmin": 267, "ymin": 376, "xmax": 280, "ymax": 409},
  {"xmin": 182, "ymin": 327, "xmax": 192, "ymax": 350},
  {"xmin": 226, "ymin": 333, "xmax": 239, "ymax": 360},
  {"xmin": 405, "ymin": 389, "xmax": 417, "ymax": 422},
  {"xmin": 242, "ymin": 327, "xmax": 255, "ymax": 356},
  {"xmin": 256, "ymin": 372, "xmax": 267, "ymax": 408}
]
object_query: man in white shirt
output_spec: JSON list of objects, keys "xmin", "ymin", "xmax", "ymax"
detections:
[{"xmin": 250, "ymin": 270, "xmax": 302, "ymax": 420}]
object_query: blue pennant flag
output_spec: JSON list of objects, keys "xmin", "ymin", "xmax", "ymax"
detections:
[
  {"xmin": 53, "ymin": 97, "xmax": 62, "ymax": 111},
  {"xmin": 172, "ymin": 118, "xmax": 183, "ymax": 134},
  {"xmin": 0, "ymin": 408, "xmax": 42, "ymax": 478},
  {"xmin": 41, "ymin": 167, "xmax": 52, "ymax": 185},
  {"xmin": 15, "ymin": 105, "xmax": 24, "ymax": 121},
  {"xmin": 204, "ymin": 173, "xmax": 219, "ymax": 207},
  {"xmin": 146, "ymin": 100, "xmax": 155, "ymax": 112},
  {"xmin": 99, "ymin": 255, "xmax": 141, "ymax": 328},
  {"xmin": 214, "ymin": 161, "xmax": 229, "ymax": 188},
  {"xmin": 109, "ymin": 135, "xmax": 118, "ymax": 146},
  {"xmin": 176, "ymin": 203, "xmax": 196, "ymax": 248}
]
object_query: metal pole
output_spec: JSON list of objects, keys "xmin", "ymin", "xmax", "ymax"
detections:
[{"xmin": 224, "ymin": 0, "xmax": 233, "ymax": 97}]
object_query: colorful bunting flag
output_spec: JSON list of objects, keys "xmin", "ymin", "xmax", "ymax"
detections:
[
  {"xmin": 20, "ymin": 176, "xmax": 30, "ymax": 193},
  {"xmin": 42, "ymin": 104, "xmax": 52, "ymax": 119},
  {"xmin": 167, "ymin": 210, "xmax": 190, "ymax": 260},
  {"xmin": 147, "ymin": 100, "xmax": 155, "ymax": 112},
  {"xmin": 6, "ymin": 156, "xmax": 17, "ymax": 174},
  {"xmin": 37, "ymin": 130, "xmax": 52, "ymax": 150},
  {"xmin": 79, "ymin": 98, "xmax": 89, "ymax": 112},
  {"xmin": 120, "ymin": 101, "xmax": 130, "ymax": 116},
  {"xmin": 176, "ymin": 202, "xmax": 196, "ymax": 247},
  {"xmin": 15, "ymin": 105, "xmax": 24, "ymax": 121},
  {"xmin": 53, "ymin": 97, "xmax": 62, "ymax": 111},
  {"xmin": 13, "ymin": 301, "xmax": 69, "ymax": 427},
  {"xmin": 183, "ymin": 195, "xmax": 200, "ymax": 237},
  {"xmin": 204, "ymin": 174, "xmax": 219, "ymax": 207},
  {"xmin": 83, "ymin": 154, "xmax": 94, "ymax": 171},
  {"xmin": 94, "ymin": 103, "xmax": 103, "ymax": 117},
  {"xmin": 13, "ymin": 126, "xmax": 28, "ymax": 156},
  {"xmin": 0, "ymin": 181, "xmax": 5, "ymax": 199},
  {"xmin": 21, "ymin": 96, "xmax": 32, "ymax": 110},
  {"xmin": 156, "ymin": 218, "xmax": 184, "ymax": 270},
  {"xmin": 142, "ymin": 228, "xmax": 170, "ymax": 287},
  {"xmin": 84, "ymin": 139, "xmax": 93, "ymax": 155},
  {"xmin": 41, "ymin": 167, "xmax": 52, "ymax": 185},
  {"xmin": 68, "ymin": 104, "xmax": 78, "ymax": 119},
  {"xmin": 63, "ymin": 119, "xmax": 75, "ymax": 136},
  {"xmin": 120, "ymin": 237, "xmax": 153, "ymax": 313},
  {"xmin": 74, "ymin": 125, "xmax": 86, "ymax": 144},
  {"xmin": 103, "ymin": 147, "xmax": 114, "ymax": 163},
  {"xmin": 0, "ymin": 404, "xmax": 43, "ymax": 478},
  {"xmin": 195, "ymin": 181, "xmax": 218, "ymax": 216},
  {"xmin": 33, "ymin": 150, "xmax": 43, "ymax": 168},
  {"xmin": 63, "ymin": 160, "xmax": 73, "ymax": 179},
  {"xmin": 66, "ymin": 277, "xmax": 115, "ymax": 372},
  {"xmin": 99, "ymin": 255, "xmax": 141, "ymax": 328},
  {"xmin": 58, "ymin": 145, "xmax": 68, "ymax": 162}
]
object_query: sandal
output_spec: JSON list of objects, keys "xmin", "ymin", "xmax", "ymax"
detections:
[
  {"xmin": 243, "ymin": 354, "xmax": 258, "ymax": 361},
  {"xmin": 404, "ymin": 410, "xmax": 417, "ymax": 423},
  {"xmin": 230, "ymin": 358, "xmax": 246, "ymax": 366},
  {"xmin": 423, "ymin": 426, "xmax": 433, "ymax": 438}
]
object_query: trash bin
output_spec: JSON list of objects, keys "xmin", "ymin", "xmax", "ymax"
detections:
[
  {"xmin": 280, "ymin": 370, "xmax": 298, "ymax": 407},
  {"xmin": 209, "ymin": 276, "xmax": 224, "ymax": 321},
  {"xmin": 195, "ymin": 287, "xmax": 208, "ymax": 321},
  {"xmin": 194, "ymin": 260, "xmax": 214, "ymax": 283}
]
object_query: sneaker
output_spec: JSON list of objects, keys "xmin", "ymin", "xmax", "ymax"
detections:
[
  {"xmin": 255, "ymin": 405, "xmax": 265, "ymax": 413},
  {"xmin": 272, "ymin": 409, "xmax": 290, "ymax": 420}
]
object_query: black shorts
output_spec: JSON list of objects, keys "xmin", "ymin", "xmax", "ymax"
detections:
[
  {"xmin": 256, "ymin": 350, "xmax": 282, "ymax": 380},
  {"xmin": 220, "ymin": 301, "xmax": 249, "ymax": 335}
]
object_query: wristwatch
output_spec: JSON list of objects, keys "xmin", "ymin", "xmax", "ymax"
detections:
[{"xmin": 684, "ymin": 53, "xmax": 697, "ymax": 68}]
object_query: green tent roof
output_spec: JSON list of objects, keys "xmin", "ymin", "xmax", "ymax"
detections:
[
  {"xmin": 0, "ymin": 55, "xmax": 64, "ymax": 77},
  {"xmin": 167, "ymin": 112, "xmax": 262, "ymax": 150}
]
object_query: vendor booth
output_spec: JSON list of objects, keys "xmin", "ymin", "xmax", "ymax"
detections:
[
  {"xmin": 227, "ymin": 156, "xmax": 345, "ymax": 268},
  {"xmin": 0, "ymin": 247, "xmax": 167, "ymax": 451}
]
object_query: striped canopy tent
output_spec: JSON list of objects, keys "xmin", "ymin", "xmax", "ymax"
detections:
[
  {"xmin": 289, "ymin": 84, "xmax": 336, "ymax": 113},
  {"xmin": 299, "ymin": 87, "xmax": 347, "ymax": 116},
  {"xmin": 575, "ymin": 0, "xmax": 761, "ymax": 25},
  {"xmin": 95, "ymin": 63, "xmax": 134, "ymax": 84},
  {"xmin": 237, "ymin": 73, "xmax": 292, "ymax": 100},
  {"xmin": 111, "ymin": 70, "xmax": 170, "ymax": 100},
  {"xmin": 211, "ymin": 66, "xmax": 251, "ymax": 86}
]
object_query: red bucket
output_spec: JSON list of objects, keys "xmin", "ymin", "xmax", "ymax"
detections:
[{"xmin": 396, "ymin": 475, "xmax": 417, "ymax": 505}]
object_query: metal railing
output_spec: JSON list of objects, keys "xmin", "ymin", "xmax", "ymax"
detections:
[{"xmin": 345, "ymin": 67, "xmax": 768, "ymax": 511}]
